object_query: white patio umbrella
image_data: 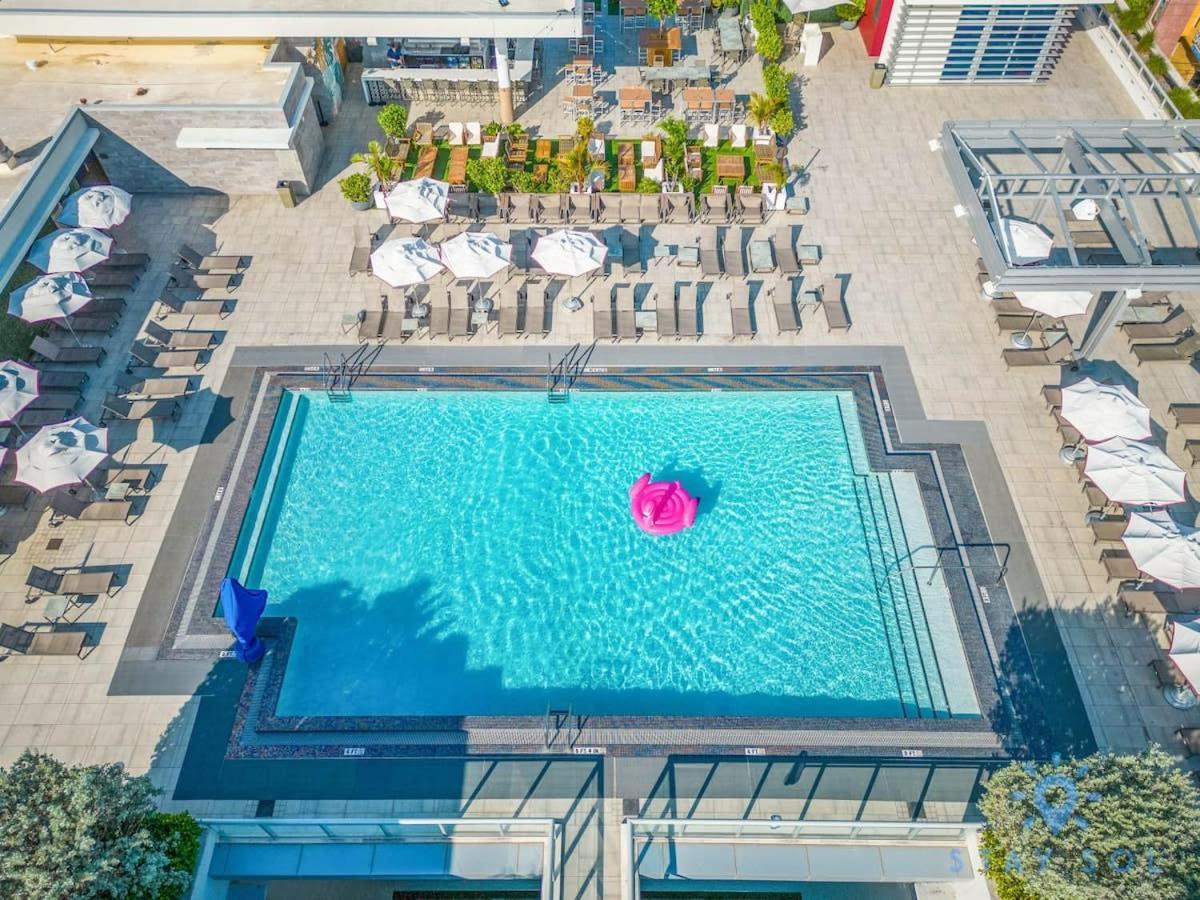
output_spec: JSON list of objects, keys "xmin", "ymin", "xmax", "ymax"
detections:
[
  {"xmin": 369, "ymin": 237, "xmax": 444, "ymax": 288},
  {"xmin": 1167, "ymin": 616, "xmax": 1200, "ymax": 708},
  {"xmin": 27, "ymin": 227, "xmax": 112, "ymax": 273},
  {"xmin": 0, "ymin": 360, "xmax": 39, "ymax": 425},
  {"xmin": 1071, "ymin": 199, "xmax": 1100, "ymax": 222},
  {"xmin": 439, "ymin": 231, "xmax": 512, "ymax": 280},
  {"xmin": 532, "ymin": 230, "xmax": 607, "ymax": 277},
  {"xmin": 1008, "ymin": 289, "xmax": 1092, "ymax": 349},
  {"xmin": 1060, "ymin": 379, "xmax": 1151, "ymax": 462},
  {"xmin": 7, "ymin": 272, "xmax": 93, "ymax": 323},
  {"xmin": 384, "ymin": 178, "xmax": 449, "ymax": 223},
  {"xmin": 782, "ymin": 0, "xmax": 835, "ymax": 10},
  {"xmin": 999, "ymin": 218, "xmax": 1053, "ymax": 266},
  {"xmin": 1085, "ymin": 437, "xmax": 1187, "ymax": 506},
  {"xmin": 15, "ymin": 417, "xmax": 108, "ymax": 494},
  {"xmin": 1123, "ymin": 512, "xmax": 1200, "ymax": 590},
  {"xmin": 58, "ymin": 184, "xmax": 133, "ymax": 229}
]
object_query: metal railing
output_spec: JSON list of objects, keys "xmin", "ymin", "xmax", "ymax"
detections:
[{"xmin": 1083, "ymin": 6, "xmax": 1181, "ymax": 120}]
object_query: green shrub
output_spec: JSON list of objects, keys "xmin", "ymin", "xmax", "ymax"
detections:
[
  {"xmin": 1116, "ymin": 0, "xmax": 1150, "ymax": 33},
  {"xmin": 506, "ymin": 122, "xmax": 526, "ymax": 138},
  {"xmin": 145, "ymin": 812, "xmax": 203, "ymax": 900},
  {"xmin": 576, "ymin": 116, "xmax": 595, "ymax": 140},
  {"xmin": 338, "ymin": 172, "xmax": 372, "ymax": 204},
  {"xmin": 979, "ymin": 830, "xmax": 1039, "ymax": 900},
  {"xmin": 484, "ymin": 120, "xmax": 502, "ymax": 136},
  {"xmin": 762, "ymin": 62, "xmax": 791, "ymax": 102},
  {"xmin": 466, "ymin": 156, "xmax": 509, "ymax": 195},
  {"xmin": 509, "ymin": 169, "xmax": 537, "ymax": 193},
  {"xmin": 1170, "ymin": 86, "xmax": 1200, "ymax": 118},
  {"xmin": 648, "ymin": 0, "xmax": 679, "ymax": 28},
  {"xmin": 1148, "ymin": 54, "xmax": 1170, "ymax": 79},
  {"xmin": 637, "ymin": 177, "xmax": 661, "ymax": 193},
  {"xmin": 835, "ymin": 0, "xmax": 864, "ymax": 21},
  {"xmin": 376, "ymin": 103, "xmax": 408, "ymax": 140},
  {"xmin": 0, "ymin": 261, "xmax": 44, "ymax": 360},
  {"xmin": 769, "ymin": 106, "xmax": 795, "ymax": 138},
  {"xmin": 1136, "ymin": 31, "xmax": 1155, "ymax": 52},
  {"xmin": 751, "ymin": 1, "xmax": 783, "ymax": 60}
]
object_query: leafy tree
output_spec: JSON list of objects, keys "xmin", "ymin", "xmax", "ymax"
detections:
[
  {"xmin": 747, "ymin": 92, "xmax": 783, "ymax": 132},
  {"xmin": 466, "ymin": 156, "xmax": 509, "ymax": 196},
  {"xmin": 557, "ymin": 139, "xmax": 606, "ymax": 190},
  {"xmin": 350, "ymin": 140, "xmax": 397, "ymax": 190},
  {"xmin": 750, "ymin": 0, "xmax": 783, "ymax": 61},
  {"xmin": 658, "ymin": 116, "xmax": 689, "ymax": 181},
  {"xmin": 575, "ymin": 116, "xmax": 595, "ymax": 140},
  {"xmin": 762, "ymin": 63, "xmax": 791, "ymax": 102},
  {"xmin": 375, "ymin": 103, "xmax": 409, "ymax": 140},
  {"xmin": 509, "ymin": 169, "xmax": 539, "ymax": 193},
  {"xmin": 647, "ymin": 0, "xmax": 678, "ymax": 31},
  {"xmin": 980, "ymin": 747, "xmax": 1200, "ymax": 900},
  {"xmin": 0, "ymin": 751, "xmax": 194, "ymax": 900}
]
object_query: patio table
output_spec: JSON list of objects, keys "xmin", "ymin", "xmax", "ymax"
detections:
[
  {"xmin": 716, "ymin": 154, "xmax": 746, "ymax": 181},
  {"xmin": 640, "ymin": 58, "xmax": 712, "ymax": 92},
  {"xmin": 748, "ymin": 239, "xmax": 774, "ymax": 273},
  {"xmin": 717, "ymin": 18, "xmax": 744, "ymax": 56}
]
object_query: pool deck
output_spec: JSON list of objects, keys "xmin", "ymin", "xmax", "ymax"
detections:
[{"xmin": 0, "ymin": 21, "xmax": 1190, "ymax": 900}]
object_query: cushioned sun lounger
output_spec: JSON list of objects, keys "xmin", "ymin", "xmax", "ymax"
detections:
[
  {"xmin": 699, "ymin": 233, "xmax": 721, "ymax": 277},
  {"xmin": 26, "ymin": 565, "xmax": 115, "ymax": 598},
  {"xmin": 37, "ymin": 370, "xmax": 88, "ymax": 390},
  {"xmin": 1100, "ymin": 549, "xmax": 1142, "ymax": 580},
  {"xmin": 593, "ymin": 292, "xmax": 615, "ymax": 341},
  {"xmin": 128, "ymin": 342, "xmax": 206, "ymax": 370},
  {"xmin": 0, "ymin": 624, "xmax": 86, "ymax": 657},
  {"xmin": 1132, "ymin": 332, "xmax": 1200, "ymax": 364},
  {"xmin": 498, "ymin": 286, "xmax": 519, "ymax": 336},
  {"xmin": 49, "ymin": 494, "xmax": 132, "ymax": 524},
  {"xmin": 26, "ymin": 390, "xmax": 81, "ymax": 412},
  {"xmin": 722, "ymin": 229, "xmax": 745, "ymax": 278},
  {"xmin": 157, "ymin": 289, "xmax": 230, "ymax": 319},
  {"xmin": 615, "ymin": 286, "xmax": 636, "ymax": 341},
  {"xmin": 654, "ymin": 286, "xmax": 678, "ymax": 338},
  {"xmin": 99, "ymin": 464, "xmax": 155, "ymax": 492},
  {"xmin": 0, "ymin": 485, "xmax": 32, "ymax": 509},
  {"xmin": 822, "ymin": 281, "xmax": 851, "ymax": 331},
  {"xmin": 357, "ymin": 310, "xmax": 385, "ymax": 342},
  {"xmin": 168, "ymin": 264, "xmax": 236, "ymax": 292},
  {"xmin": 177, "ymin": 244, "xmax": 245, "ymax": 272},
  {"xmin": 775, "ymin": 236, "xmax": 800, "ymax": 276},
  {"xmin": 730, "ymin": 283, "xmax": 753, "ymax": 339},
  {"xmin": 83, "ymin": 267, "xmax": 139, "ymax": 288},
  {"xmin": 144, "ymin": 321, "xmax": 217, "ymax": 349},
  {"xmin": 448, "ymin": 287, "xmax": 470, "ymax": 339},
  {"xmin": 1002, "ymin": 339, "xmax": 1075, "ymax": 368},
  {"xmin": 523, "ymin": 281, "xmax": 547, "ymax": 336},
  {"xmin": 100, "ymin": 396, "xmax": 181, "ymax": 424},
  {"xmin": 1122, "ymin": 308, "xmax": 1193, "ymax": 342},
  {"xmin": 31, "ymin": 337, "xmax": 104, "ymax": 365},
  {"xmin": 772, "ymin": 287, "xmax": 799, "ymax": 334},
  {"xmin": 1090, "ymin": 516, "xmax": 1127, "ymax": 544},
  {"xmin": 17, "ymin": 409, "xmax": 76, "ymax": 428},
  {"xmin": 1120, "ymin": 587, "xmax": 1200, "ymax": 616},
  {"xmin": 639, "ymin": 194, "xmax": 662, "ymax": 224},
  {"xmin": 677, "ymin": 284, "xmax": 699, "ymax": 339},
  {"xmin": 104, "ymin": 252, "xmax": 150, "ymax": 268},
  {"xmin": 428, "ymin": 293, "xmax": 450, "ymax": 337},
  {"xmin": 116, "ymin": 375, "xmax": 195, "ymax": 399},
  {"xmin": 50, "ymin": 314, "xmax": 117, "ymax": 334}
]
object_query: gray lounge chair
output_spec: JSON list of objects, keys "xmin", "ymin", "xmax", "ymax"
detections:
[
  {"xmin": 593, "ymin": 291, "xmax": 615, "ymax": 341},
  {"xmin": 664, "ymin": 194, "xmax": 692, "ymax": 224},
  {"xmin": 1042, "ymin": 386, "xmax": 1063, "ymax": 410},
  {"xmin": 49, "ymin": 494, "xmax": 133, "ymax": 524},
  {"xmin": 772, "ymin": 287, "xmax": 799, "ymax": 334},
  {"xmin": 619, "ymin": 195, "xmax": 641, "ymax": 224},
  {"xmin": 446, "ymin": 191, "xmax": 476, "ymax": 224},
  {"xmin": 428, "ymin": 292, "xmax": 450, "ymax": 337},
  {"xmin": 349, "ymin": 244, "xmax": 371, "ymax": 277},
  {"xmin": 100, "ymin": 396, "xmax": 182, "ymax": 424},
  {"xmin": 654, "ymin": 286, "xmax": 678, "ymax": 338},
  {"xmin": 606, "ymin": 230, "xmax": 624, "ymax": 279},
  {"xmin": 27, "ymin": 390, "xmax": 81, "ymax": 412},
  {"xmin": 1120, "ymin": 587, "xmax": 1200, "ymax": 616},
  {"xmin": 0, "ymin": 624, "xmax": 86, "ymax": 657},
  {"xmin": 0, "ymin": 485, "xmax": 32, "ymax": 509},
  {"xmin": 567, "ymin": 194, "xmax": 592, "ymax": 225},
  {"xmin": 17, "ymin": 409, "xmax": 77, "ymax": 428},
  {"xmin": 677, "ymin": 284, "xmax": 699, "ymax": 339},
  {"xmin": 700, "ymin": 233, "xmax": 721, "ymax": 277},
  {"xmin": 357, "ymin": 310, "xmax": 385, "ymax": 342},
  {"xmin": 996, "ymin": 313, "xmax": 1056, "ymax": 333},
  {"xmin": 511, "ymin": 229, "xmax": 532, "ymax": 271},
  {"xmin": 380, "ymin": 311, "xmax": 415, "ymax": 341},
  {"xmin": 1122, "ymin": 308, "xmax": 1192, "ymax": 342},
  {"xmin": 156, "ymin": 289, "xmax": 229, "ymax": 319},
  {"xmin": 703, "ymin": 192, "xmax": 731, "ymax": 224},
  {"xmin": 992, "ymin": 297, "xmax": 1038, "ymax": 316},
  {"xmin": 523, "ymin": 280, "xmax": 547, "ymax": 336},
  {"xmin": 640, "ymin": 194, "xmax": 662, "ymax": 225},
  {"xmin": 1002, "ymin": 338, "xmax": 1074, "ymax": 368},
  {"xmin": 31, "ymin": 336, "xmax": 104, "ymax": 365},
  {"xmin": 128, "ymin": 342, "xmax": 205, "ymax": 370},
  {"xmin": 26, "ymin": 565, "xmax": 116, "ymax": 599},
  {"xmin": 448, "ymin": 287, "xmax": 470, "ymax": 339},
  {"xmin": 1090, "ymin": 516, "xmax": 1127, "ymax": 544},
  {"xmin": 1132, "ymin": 332, "xmax": 1200, "ymax": 363},
  {"xmin": 99, "ymin": 465, "xmax": 155, "ymax": 492},
  {"xmin": 83, "ymin": 267, "xmax": 139, "ymax": 288},
  {"xmin": 775, "ymin": 236, "xmax": 800, "ymax": 276},
  {"xmin": 104, "ymin": 252, "xmax": 149, "ymax": 268},
  {"xmin": 738, "ymin": 192, "xmax": 764, "ymax": 225},
  {"xmin": 50, "ymin": 314, "xmax": 117, "ymax": 334},
  {"xmin": 1100, "ymin": 549, "xmax": 1142, "ymax": 581},
  {"xmin": 615, "ymin": 286, "xmax": 636, "ymax": 341},
  {"xmin": 37, "ymin": 370, "xmax": 88, "ymax": 390},
  {"xmin": 541, "ymin": 194, "xmax": 566, "ymax": 224},
  {"xmin": 621, "ymin": 229, "xmax": 643, "ymax": 274},
  {"xmin": 730, "ymin": 284, "xmax": 753, "ymax": 340},
  {"xmin": 177, "ymin": 243, "xmax": 245, "ymax": 272},
  {"xmin": 1169, "ymin": 403, "xmax": 1200, "ymax": 426},
  {"xmin": 168, "ymin": 264, "xmax": 236, "ymax": 292},
  {"xmin": 722, "ymin": 229, "xmax": 746, "ymax": 278},
  {"xmin": 822, "ymin": 281, "xmax": 851, "ymax": 331},
  {"xmin": 79, "ymin": 298, "xmax": 125, "ymax": 316},
  {"xmin": 144, "ymin": 321, "xmax": 217, "ymax": 350},
  {"xmin": 596, "ymin": 193, "xmax": 621, "ymax": 224},
  {"xmin": 498, "ymin": 285, "xmax": 519, "ymax": 336}
]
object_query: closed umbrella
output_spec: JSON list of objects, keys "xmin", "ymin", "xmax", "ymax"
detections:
[
  {"xmin": 1123, "ymin": 512, "xmax": 1200, "ymax": 589},
  {"xmin": 1085, "ymin": 437, "xmax": 1186, "ymax": 506},
  {"xmin": 369, "ymin": 237, "xmax": 443, "ymax": 288},
  {"xmin": 999, "ymin": 218, "xmax": 1053, "ymax": 266},
  {"xmin": 1167, "ymin": 616, "xmax": 1200, "ymax": 707},
  {"xmin": 384, "ymin": 177, "xmax": 449, "ymax": 223},
  {"xmin": 439, "ymin": 231, "xmax": 512, "ymax": 279},
  {"xmin": 0, "ymin": 360, "xmax": 39, "ymax": 425},
  {"xmin": 1008, "ymin": 289, "xmax": 1091, "ymax": 349},
  {"xmin": 1059, "ymin": 378, "xmax": 1151, "ymax": 462},
  {"xmin": 27, "ymin": 228, "xmax": 112, "ymax": 273},
  {"xmin": 58, "ymin": 185, "xmax": 132, "ymax": 229},
  {"xmin": 14, "ymin": 417, "xmax": 108, "ymax": 493},
  {"xmin": 219, "ymin": 577, "xmax": 269, "ymax": 663},
  {"xmin": 7, "ymin": 273, "xmax": 93, "ymax": 323},
  {"xmin": 532, "ymin": 230, "xmax": 606, "ymax": 277}
]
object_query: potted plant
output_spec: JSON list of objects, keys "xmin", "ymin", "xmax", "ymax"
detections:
[
  {"xmin": 836, "ymin": 0, "xmax": 864, "ymax": 29},
  {"xmin": 484, "ymin": 121, "xmax": 503, "ymax": 137},
  {"xmin": 747, "ymin": 92, "xmax": 782, "ymax": 143},
  {"xmin": 466, "ymin": 156, "xmax": 510, "ymax": 197},
  {"xmin": 339, "ymin": 172, "xmax": 373, "ymax": 210},
  {"xmin": 350, "ymin": 140, "xmax": 398, "ymax": 193},
  {"xmin": 558, "ymin": 140, "xmax": 606, "ymax": 193},
  {"xmin": 376, "ymin": 103, "xmax": 409, "ymax": 151}
]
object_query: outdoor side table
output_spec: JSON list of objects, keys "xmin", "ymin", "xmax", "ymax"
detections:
[
  {"xmin": 748, "ymin": 240, "xmax": 774, "ymax": 273},
  {"xmin": 785, "ymin": 196, "xmax": 810, "ymax": 215},
  {"xmin": 43, "ymin": 596, "xmax": 70, "ymax": 623},
  {"xmin": 105, "ymin": 482, "xmax": 131, "ymax": 502},
  {"xmin": 798, "ymin": 244, "xmax": 822, "ymax": 264},
  {"xmin": 635, "ymin": 310, "xmax": 658, "ymax": 333},
  {"xmin": 676, "ymin": 246, "xmax": 700, "ymax": 268},
  {"xmin": 798, "ymin": 289, "xmax": 822, "ymax": 320}
]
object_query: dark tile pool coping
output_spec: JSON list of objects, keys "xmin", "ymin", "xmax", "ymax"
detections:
[{"xmin": 112, "ymin": 345, "xmax": 1094, "ymax": 774}]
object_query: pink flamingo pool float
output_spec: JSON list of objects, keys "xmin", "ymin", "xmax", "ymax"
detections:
[{"xmin": 629, "ymin": 473, "xmax": 699, "ymax": 535}]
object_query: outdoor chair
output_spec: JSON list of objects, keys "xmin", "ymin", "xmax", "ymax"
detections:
[
  {"xmin": 380, "ymin": 312, "xmax": 416, "ymax": 341},
  {"xmin": 606, "ymin": 231, "xmax": 624, "ymax": 279},
  {"xmin": 619, "ymin": 195, "xmax": 642, "ymax": 224},
  {"xmin": 144, "ymin": 321, "xmax": 217, "ymax": 350},
  {"xmin": 427, "ymin": 293, "xmax": 450, "ymax": 338},
  {"xmin": 665, "ymin": 194, "xmax": 693, "ymax": 224},
  {"xmin": 621, "ymin": 229, "xmax": 642, "ymax": 274},
  {"xmin": 541, "ymin": 195, "xmax": 567, "ymax": 224},
  {"xmin": 78, "ymin": 298, "xmax": 124, "ymax": 316},
  {"xmin": 699, "ymin": 233, "xmax": 721, "ymax": 276},
  {"xmin": 18, "ymin": 408, "xmax": 77, "ymax": 428},
  {"xmin": 702, "ymin": 124, "xmax": 720, "ymax": 148},
  {"xmin": 116, "ymin": 374, "xmax": 195, "ymax": 399},
  {"xmin": 1132, "ymin": 331, "xmax": 1200, "ymax": 364},
  {"xmin": 822, "ymin": 281, "xmax": 852, "ymax": 331},
  {"xmin": 445, "ymin": 192, "xmax": 475, "ymax": 223},
  {"xmin": 168, "ymin": 264, "xmax": 237, "ymax": 292},
  {"xmin": 567, "ymin": 193, "xmax": 592, "ymax": 225},
  {"xmin": 448, "ymin": 288, "xmax": 470, "ymax": 340},
  {"xmin": 1188, "ymin": 440, "xmax": 1200, "ymax": 466},
  {"xmin": 639, "ymin": 194, "xmax": 663, "ymax": 225},
  {"xmin": 128, "ymin": 341, "xmax": 206, "ymax": 370},
  {"xmin": 177, "ymin": 244, "xmax": 245, "ymax": 272},
  {"xmin": 775, "ymin": 235, "xmax": 800, "ymax": 275},
  {"xmin": 31, "ymin": 336, "xmax": 104, "ymax": 365},
  {"xmin": 0, "ymin": 624, "xmax": 86, "ymax": 657},
  {"xmin": 1123, "ymin": 309, "xmax": 1193, "ymax": 343},
  {"xmin": 104, "ymin": 252, "xmax": 150, "ymax": 268},
  {"xmin": 467, "ymin": 122, "xmax": 483, "ymax": 146},
  {"xmin": 677, "ymin": 284, "xmax": 699, "ymax": 339},
  {"xmin": 156, "ymin": 290, "xmax": 229, "ymax": 319},
  {"xmin": 737, "ymin": 193, "xmax": 764, "ymax": 225},
  {"xmin": 722, "ymin": 229, "xmax": 746, "ymax": 278},
  {"xmin": 82, "ymin": 267, "xmax": 139, "ymax": 288},
  {"xmin": 50, "ymin": 313, "xmax": 116, "ymax": 335},
  {"xmin": 1001, "ymin": 338, "xmax": 1074, "ymax": 368},
  {"xmin": 703, "ymin": 193, "xmax": 731, "ymax": 225},
  {"xmin": 1120, "ymin": 587, "xmax": 1200, "ymax": 617},
  {"xmin": 1090, "ymin": 516, "xmax": 1127, "ymax": 544},
  {"xmin": 37, "ymin": 370, "xmax": 88, "ymax": 391},
  {"xmin": 1099, "ymin": 549, "xmax": 1142, "ymax": 581},
  {"xmin": 731, "ymin": 124, "xmax": 748, "ymax": 149},
  {"xmin": 523, "ymin": 280, "xmax": 548, "ymax": 336},
  {"xmin": 49, "ymin": 493, "xmax": 133, "ymax": 524},
  {"xmin": 653, "ymin": 286, "xmax": 678, "ymax": 339},
  {"xmin": 100, "ymin": 396, "xmax": 182, "ymax": 424},
  {"xmin": 729, "ymin": 284, "xmax": 754, "ymax": 340},
  {"xmin": 509, "ymin": 194, "xmax": 537, "ymax": 224},
  {"xmin": 597, "ymin": 194, "xmax": 621, "ymax": 225},
  {"xmin": 510, "ymin": 230, "xmax": 532, "ymax": 271},
  {"xmin": 593, "ymin": 292, "xmax": 615, "ymax": 341},
  {"xmin": 26, "ymin": 390, "xmax": 81, "ymax": 412},
  {"xmin": 1041, "ymin": 386, "xmax": 1063, "ymax": 410},
  {"xmin": 358, "ymin": 310, "xmax": 385, "ymax": 342},
  {"xmin": 26, "ymin": 565, "xmax": 116, "ymax": 599},
  {"xmin": 1169, "ymin": 403, "xmax": 1200, "ymax": 426},
  {"xmin": 772, "ymin": 286, "xmax": 800, "ymax": 334},
  {"xmin": 498, "ymin": 286, "xmax": 520, "ymax": 336},
  {"xmin": 996, "ymin": 313, "xmax": 1057, "ymax": 333},
  {"xmin": 0, "ymin": 485, "xmax": 31, "ymax": 511},
  {"xmin": 615, "ymin": 286, "xmax": 636, "ymax": 341}
]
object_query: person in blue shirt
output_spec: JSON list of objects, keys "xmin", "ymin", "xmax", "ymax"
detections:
[{"xmin": 386, "ymin": 42, "xmax": 402, "ymax": 68}]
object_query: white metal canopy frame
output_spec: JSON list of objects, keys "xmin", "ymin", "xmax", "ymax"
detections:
[{"xmin": 942, "ymin": 121, "xmax": 1200, "ymax": 292}]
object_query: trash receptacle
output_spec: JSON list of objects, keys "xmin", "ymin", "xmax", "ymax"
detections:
[
  {"xmin": 276, "ymin": 180, "xmax": 297, "ymax": 208},
  {"xmin": 870, "ymin": 64, "xmax": 887, "ymax": 89}
]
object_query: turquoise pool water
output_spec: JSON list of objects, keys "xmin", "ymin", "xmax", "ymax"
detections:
[{"xmin": 232, "ymin": 389, "xmax": 972, "ymax": 719}]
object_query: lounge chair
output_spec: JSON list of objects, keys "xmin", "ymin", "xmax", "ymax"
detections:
[
  {"xmin": 30, "ymin": 336, "xmax": 104, "ymax": 365},
  {"xmin": 621, "ymin": 229, "xmax": 643, "ymax": 274},
  {"xmin": 593, "ymin": 292, "xmax": 615, "ymax": 341},
  {"xmin": 349, "ymin": 243, "xmax": 371, "ymax": 277},
  {"xmin": 144, "ymin": 321, "xmax": 217, "ymax": 350},
  {"xmin": 474, "ymin": 194, "xmax": 496, "ymax": 222},
  {"xmin": 50, "ymin": 314, "xmax": 117, "ymax": 334},
  {"xmin": 1122, "ymin": 308, "xmax": 1193, "ymax": 342},
  {"xmin": 1042, "ymin": 385, "xmax": 1063, "ymax": 410},
  {"xmin": 427, "ymin": 292, "xmax": 450, "ymax": 338},
  {"xmin": 379, "ymin": 312, "xmax": 415, "ymax": 341},
  {"xmin": 722, "ymin": 229, "xmax": 746, "ymax": 278},
  {"xmin": 156, "ymin": 289, "xmax": 229, "ymax": 319},
  {"xmin": 498, "ymin": 285, "xmax": 519, "ymax": 336},
  {"xmin": 37, "ymin": 370, "xmax": 88, "ymax": 391},
  {"xmin": 772, "ymin": 287, "xmax": 800, "ymax": 334},
  {"xmin": 104, "ymin": 252, "xmax": 150, "ymax": 268},
  {"xmin": 1120, "ymin": 586, "xmax": 1200, "ymax": 616},
  {"xmin": 1002, "ymin": 339, "xmax": 1075, "ymax": 368},
  {"xmin": 27, "ymin": 390, "xmax": 81, "ymax": 412},
  {"xmin": 357, "ymin": 310, "xmax": 385, "ymax": 342},
  {"xmin": 540, "ymin": 194, "xmax": 566, "ymax": 224},
  {"xmin": 0, "ymin": 485, "xmax": 32, "ymax": 510},
  {"xmin": 1100, "ymin": 549, "xmax": 1142, "ymax": 580},
  {"xmin": 448, "ymin": 287, "xmax": 470, "ymax": 339},
  {"xmin": 100, "ymin": 396, "xmax": 181, "ymax": 424},
  {"xmin": 596, "ymin": 194, "xmax": 621, "ymax": 225},
  {"xmin": 1170, "ymin": 403, "xmax": 1200, "ymax": 426},
  {"xmin": 98, "ymin": 464, "xmax": 155, "ymax": 492},
  {"xmin": 128, "ymin": 342, "xmax": 206, "ymax": 370},
  {"xmin": 738, "ymin": 192, "xmax": 764, "ymax": 225},
  {"xmin": 26, "ymin": 565, "xmax": 116, "ymax": 599},
  {"xmin": 0, "ymin": 624, "xmax": 86, "ymax": 657},
  {"xmin": 677, "ymin": 284, "xmax": 699, "ymax": 340},
  {"xmin": 1188, "ymin": 440, "xmax": 1200, "ymax": 466},
  {"xmin": 615, "ymin": 286, "xmax": 636, "ymax": 341},
  {"xmin": 177, "ymin": 243, "xmax": 245, "ymax": 272},
  {"xmin": 168, "ymin": 264, "xmax": 236, "ymax": 292},
  {"xmin": 775, "ymin": 236, "xmax": 800, "ymax": 276},
  {"xmin": 567, "ymin": 194, "xmax": 592, "ymax": 225},
  {"xmin": 17, "ymin": 409, "xmax": 77, "ymax": 428},
  {"xmin": 654, "ymin": 286, "xmax": 678, "ymax": 339},
  {"xmin": 822, "ymin": 281, "xmax": 851, "ymax": 331},
  {"xmin": 82, "ymin": 267, "xmax": 139, "ymax": 288},
  {"xmin": 666, "ymin": 194, "xmax": 693, "ymax": 224},
  {"xmin": 49, "ymin": 494, "xmax": 132, "ymax": 524},
  {"xmin": 78, "ymin": 298, "xmax": 125, "ymax": 316},
  {"xmin": 730, "ymin": 284, "xmax": 754, "ymax": 340},
  {"xmin": 639, "ymin": 194, "xmax": 662, "ymax": 225},
  {"xmin": 605, "ymin": 230, "xmax": 624, "ymax": 279},
  {"xmin": 699, "ymin": 233, "xmax": 721, "ymax": 277},
  {"xmin": 703, "ymin": 193, "xmax": 731, "ymax": 224},
  {"xmin": 1132, "ymin": 332, "xmax": 1200, "ymax": 364},
  {"xmin": 995, "ymin": 313, "xmax": 1056, "ymax": 333},
  {"xmin": 620, "ymin": 195, "xmax": 641, "ymax": 224},
  {"xmin": 523, "ymin": 280, "xmax": 547, "ymax": 336},
  {"xmin": 1090, "ymin": 516, "xmax": 1127, "ymax": 544}
]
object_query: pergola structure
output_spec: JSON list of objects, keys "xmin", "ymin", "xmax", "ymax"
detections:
[{"xmin": 942, "ymin": 121, "xmax": 1200, "ymax": 356}]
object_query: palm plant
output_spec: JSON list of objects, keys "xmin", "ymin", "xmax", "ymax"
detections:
[
  {"xmin": 747, "ymin": 93, "xmax": 783, "ymax": 133},
  {"xmin": 350, "ymin": 140, "xmax": 397, "ymax": 192},
  {"xmin": 557, "ymin": 139, "xmax": 607, "ymax": 191}
]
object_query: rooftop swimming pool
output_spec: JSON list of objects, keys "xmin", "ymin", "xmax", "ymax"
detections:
[{"xmin": 230, "ymin": 388, "xmax": 979, "ymax": 721}]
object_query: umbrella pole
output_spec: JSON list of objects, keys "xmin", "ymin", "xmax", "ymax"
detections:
[
  {"xmin": 61, "ymin": 318, "xmax": 84, "ymax": 348},
  {"xmin": 1010, "ymin": 312, "xmax": 1036, "ymax": 350}
]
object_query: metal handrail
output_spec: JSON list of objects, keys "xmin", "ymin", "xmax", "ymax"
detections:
[
  {"xmin": 1088, "ymin": 6, "xmax": 1182, "ymax": 120},
  {"xmin": 627, "ymin": 816, "xmax": 980, "ymax": 842}
]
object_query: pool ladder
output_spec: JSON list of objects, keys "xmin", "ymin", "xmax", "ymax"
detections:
[
  {"xmin": 321, "ymin": 344, "xmax": 381, "ymax": 401},
  {"xmin": 543, "ymin": 705, "xmax": 579, "ymax": 748},
  {"xmin": 545, "ymin": 342, "xmax": 596, "ymax": 404}
]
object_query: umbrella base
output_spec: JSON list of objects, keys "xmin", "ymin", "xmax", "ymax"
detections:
[
  {"xmin": 1164, "ymin": 684, "xmax": 1200, "ymax": 710},
  {"xmin": 1009, "ymin": 332, "xmax": 1035, "ymax": 350},
  {"xmin": 1059, "ymin": 445, "xmax": 1085, "ymax": 464},
  {"xmin": 562, "ymin": 296, "xmax": 584, "ymax": 312}
]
